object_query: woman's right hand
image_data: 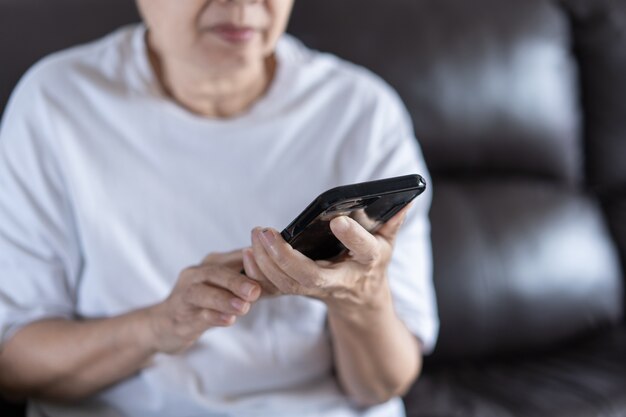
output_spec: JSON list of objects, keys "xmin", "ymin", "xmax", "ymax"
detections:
[{"xmin": 146, "ymin": 250, "xmax": 262, "ymax": 354}]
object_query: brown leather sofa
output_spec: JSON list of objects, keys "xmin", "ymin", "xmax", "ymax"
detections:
[{"xmin": 2, "ymin": 0, "xmax": 625, "ymax": 416}]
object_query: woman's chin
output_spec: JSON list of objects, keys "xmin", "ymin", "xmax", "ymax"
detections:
[{"xmin": 197, "ymin": 36, "xmax": 266, "ymax": 70}]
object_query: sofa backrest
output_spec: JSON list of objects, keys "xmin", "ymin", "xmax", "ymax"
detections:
[
  {"xmin": 1, "ymin": 0, "xmax": 624, "ymax": 361},
  {"xmin": 561, "ymin": 1, "xmax": 626, "ymax": 307}
]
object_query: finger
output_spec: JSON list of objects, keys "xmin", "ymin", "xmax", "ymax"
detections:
[
  {"xmin": 329, "ymin": 216, "xmax": 380, "ymax": 265},
  {"xmin": 253, "ymin": 228, "xmax": 323, "ymax": 295},
  {"xmin": 185, "ymin": 283, "xmax": 252, "ymax": 316},
  {"xmin": 251, "ymin": 228, "xmax": 300, "ymax": 294},
  {"xmin": 201, "ymin": 249, "xmax": 245, "ymax": 270},
  {"xmin": 188, "ymin": 266, "xmax": 261, "ymax": 302},
  {"xmin": 193, "ymin": 308, "xmax": 237, "ymax": 329},
  {"xmin": 170, "ymin": 308, "xmax": 237, "ymax": 345},
  {"xmin": 242, "ymin": 248, "xmax": 263, "ymax": 280},
  {"xmin": 243, "ymin": 248, "xmax": 281, "ymax": 295},
  {"xmin": 376, "ymin": 202, "xmax": 414, "ymax": 243},
  {"xmin": 254, "ymin": 227, "xmax": 325, "ymax": 291}
]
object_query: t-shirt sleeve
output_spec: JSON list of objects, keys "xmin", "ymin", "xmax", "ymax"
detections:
[
  {"xmin": 352, "ymin": 82, "xmax": 440, "ymax": 354},
  {"xmin": 387, "ymin": 180, "xmax": 439, "ymax": 355},
  {"xmin": 0, "ymin": 71, "xmax": 82, "ymax": 345}
]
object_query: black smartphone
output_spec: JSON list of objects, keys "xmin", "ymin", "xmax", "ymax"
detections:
[{"xmin": 280, "ymin": 174, "xmax": 427, "ymax": 261}]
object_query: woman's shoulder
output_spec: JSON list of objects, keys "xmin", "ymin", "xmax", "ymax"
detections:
[
  {"xmin": 277, "ymin": 34, "xmax": 406, "ymax": 112},
  {"xmin": 7, "ymin": 24, "xmax": 144, "ymax": 109}
]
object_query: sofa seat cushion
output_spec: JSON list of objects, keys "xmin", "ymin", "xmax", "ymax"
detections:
[{"xmin": 404, "ymin": 326, "xmax": 626, "ymax": 417}]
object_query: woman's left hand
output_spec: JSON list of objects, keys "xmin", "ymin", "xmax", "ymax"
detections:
[{"xmin": 245, "ymin": 205, "xmax": 412, "ymax": 309}]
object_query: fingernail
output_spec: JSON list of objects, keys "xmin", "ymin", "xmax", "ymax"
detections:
[
  {"xmin": 333, "ymin": 216, "xmax": 350, "ymax": 232},
  {"xmin": 230, "ymin": 298, "xmax": 248, "ymax": 312},
  {"xmin": 220, "ymin": 314, "xmax": 235, "ymax": 323},
  {"xmin": 241, "ymin": 282, "xmax": 256, "ymax": 297},
  {"xmin": 261, "ymin": 229, "xmax": 276, "ymax": 246}
]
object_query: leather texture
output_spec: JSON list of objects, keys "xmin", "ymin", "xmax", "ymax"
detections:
[
  {"xmin": 559, "ymin": 0, "xmax": 626, "ymax": 312},
  {"xmin": 404, "ymin": 326, "xmax": 626, "ymax": 417},
  {"xmin": 428, "ymin": 180, "xmax": 622, "ymax": 360},
  {"xmin": 560, "ymin": 0, "xmax": 626, "ymax": 193},
  {"xmin": 288, "ymin": 0, "xmax": 583, "ymax": 184},
  {"xmin": 1, "ymin": 0, "xmax": 625, "ymax": 416}
]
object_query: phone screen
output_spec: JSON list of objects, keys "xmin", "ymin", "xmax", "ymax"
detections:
[{"xmin": 287, "ymin": 188, "xmax": 419, "ymax": 260}]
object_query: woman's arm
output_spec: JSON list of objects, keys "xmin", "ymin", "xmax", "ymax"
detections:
[
  {"xmin": 247, "ymin": 204, "xmax": 424, "ymax": 406},
  {"xmin": 0, "ymin": 251, "xmax": 261, "ymax": 402},
  {"xmin": 325, "ymin": 287, "xmax": 422, "ymax": 406},
  {"xmin": 0, "ymin": 310, "xmax": 155, "ymax": 401}
]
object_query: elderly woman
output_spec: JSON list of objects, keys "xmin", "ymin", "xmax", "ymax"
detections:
[{"xmin": 0, "ymin": 0, "xmax": 438, "ymax": 416}]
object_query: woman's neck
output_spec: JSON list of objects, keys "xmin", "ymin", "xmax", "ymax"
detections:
[{"xmin": 147, "ymin": 41, "xmax": 275, "ymax": 119}]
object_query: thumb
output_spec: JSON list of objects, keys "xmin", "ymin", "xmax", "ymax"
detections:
[{"xmin": 376, "ymin": 203, "xmax": 413, "ymax": 244}]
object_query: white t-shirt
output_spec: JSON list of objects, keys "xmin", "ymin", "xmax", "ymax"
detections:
[{"xmin": 0, "ymin": 25, "xmax": 438, "ymax": 417}]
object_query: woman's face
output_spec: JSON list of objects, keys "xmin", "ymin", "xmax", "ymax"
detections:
[{"xmin": 136, "ymin": 0, "xmax": 295, "ymax": 73}]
